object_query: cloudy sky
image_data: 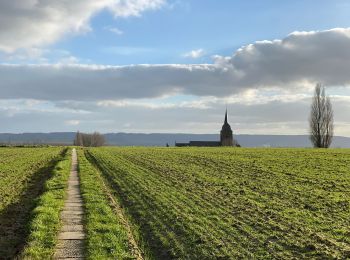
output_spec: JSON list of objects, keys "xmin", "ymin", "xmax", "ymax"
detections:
[{"xmin": 1, "ymin": 0, "xmax": 350, "ymax": 135}]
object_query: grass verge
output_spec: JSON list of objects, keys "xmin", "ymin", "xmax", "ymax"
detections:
[
  {"xmin": 0, "ymin": 147, "xmax": 64, "ymax": 258},
  {"xmin": 85, "ymin": 150, "xmax": 154, "ymax": 260},
  {"xmin": 77, "ymin": 148, "xmax": 137, "ymax": 259},
  {"xmin": 21, "ymin": 148, "xmax": 71, "ymax": 259}
]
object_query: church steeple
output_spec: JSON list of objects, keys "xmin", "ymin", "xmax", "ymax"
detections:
[{"xmin": 220, "ymin": 108, "xmax": 233, "ymax": 146}]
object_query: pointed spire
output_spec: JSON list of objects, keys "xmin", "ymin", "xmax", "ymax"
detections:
[{"xmin": 224, "ymin": 108, "xmax": 228, "ymax": 124}]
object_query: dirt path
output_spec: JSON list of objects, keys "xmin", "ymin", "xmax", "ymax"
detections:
[{"xmin": 54, "ymin": 148, "xmax": 85, "ymax": 259}]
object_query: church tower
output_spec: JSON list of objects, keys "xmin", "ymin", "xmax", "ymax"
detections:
[{"xmin": 220, "ymin": 109, "xmax": 233, "ymax": 146}]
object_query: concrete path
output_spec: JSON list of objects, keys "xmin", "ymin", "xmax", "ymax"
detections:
[{"xmin": 54, "ymin": 148, "xmax": 85, "ymax": 259}]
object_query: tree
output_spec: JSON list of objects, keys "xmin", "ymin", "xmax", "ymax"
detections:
[
  {"xmin": 309, "ymin": 83, "xmax": 334, "ymax": 148},
  {"xmin": 74, "ymin": 131, "xmax": 83, "ymax": 146},
  {"xmin": 73, "ymin": 131, "xmax": 105, "ymax": 147},
  {"xmin": 91, "ymin": 132, "xmax": 105, "ymax": 147}
]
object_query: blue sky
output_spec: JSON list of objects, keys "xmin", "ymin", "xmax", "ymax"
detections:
[
  {"xmin": 1, "ymin": 0, "xmax": 350, "ymax": 136},
  {"xmin": 51, "ymin": 0, "xmax": 350, "ymax": 65}
]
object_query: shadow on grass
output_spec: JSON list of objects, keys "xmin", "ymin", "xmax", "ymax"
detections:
[{"xmin": 0, "ymin": 148, "xmax": 67, "ymax": 259}]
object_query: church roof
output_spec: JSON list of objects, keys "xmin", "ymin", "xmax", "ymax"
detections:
[
  {"xmin": 189, "ymin": 141, "xmax": 221, "ymax": 147},
  {"xmin": 175, "ymin": 109, "xmax": 234, "ymax": 147}
]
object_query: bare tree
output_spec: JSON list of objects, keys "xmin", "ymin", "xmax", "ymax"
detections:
[
  {"xmin": 309, "ymin": 83, "xmax": 334, "ymax": 148},
  {"xmin": 91, "ymin": 132, "xmax": 105, "ymax": 147},
  {"xmin": 74, "ymin": 131, "xmax": 105, "ymax": 147},
  {"xmin": 82, "ymin": 133, "xmax": 91, "ymax": 147},
  {"xmin": 74, "ymin": 131, "xmax": 83, "ymax": 146}
]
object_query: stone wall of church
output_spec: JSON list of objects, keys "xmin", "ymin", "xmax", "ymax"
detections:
[{"xmin": 221, "ymin": 137, "xmax": 233, "ymax": 146}]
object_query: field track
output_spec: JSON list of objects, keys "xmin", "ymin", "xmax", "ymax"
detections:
[{"xmin": 54, "ymin": 148, "xmax": 86, "ymax": 259}]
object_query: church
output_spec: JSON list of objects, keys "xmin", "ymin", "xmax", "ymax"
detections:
[{"xmin": 175, "ymin": 110, "xmax": 238, "ymax": 147}]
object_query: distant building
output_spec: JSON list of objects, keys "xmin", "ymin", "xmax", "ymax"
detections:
[
  {"xmin": 175, "ymin": 140, "xmax": 221, "ymax": 147},
  {"xmin": 175, "ymin": 110, "xmax": 237, "ymax": 147},
  {"xmin": 220, "ymin": 110, "xmax": 234, "ymax": 146}
]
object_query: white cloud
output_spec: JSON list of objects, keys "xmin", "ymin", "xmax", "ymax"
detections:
[
  {"xmin": 0, "ymin": 0, "xmax": 166, "ymax": 52},
  {"xmin": 1, "ymin": 28, "xmax": 350, "ymax": 135},
  {"xmin": 65, "ymin": 120, "xmax": 80, "ymax": 126},
  {"xmin": 105, "ymin": 26, "xmax": 124, "ymax": 35},
  {"xmin": 2, "ymin": 28, "xmax": 350, "ymax": 101},
  {"xmin": 0, "ymin": 63, "xmax": 234, "ymax": 100},
  {"xmin": 1, "ymin": 93, "xmax": 350, "ymax": 136},
  {"xmin": 2, "ymin": 48, "xmax": 82, "ymax": 64},
  {"xmin": 220, "ymin": 28, "xmax": 350, "ymax": 89},
  {"xmin": 108, "ymin": 0, "xmax": 165, "ymax": 17},
  {"xmin": 4, "ymin": 48, "xmax": 49, "ymax": 62},
  {"xmin": 97, "ymin": 97, "xmax": 211, "ymax": 109},
  {"xmin": 57, "ymin": 56, "xmax": 80, "ymax": 65},
  {"xmin": 183, "ymin": 49, "xmax": 205, "ymax": 58}
]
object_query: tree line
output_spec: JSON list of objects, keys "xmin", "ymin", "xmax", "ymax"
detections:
[{"xmin": 73, "ymin": 131, "xmax": 105, "ymax": 147}]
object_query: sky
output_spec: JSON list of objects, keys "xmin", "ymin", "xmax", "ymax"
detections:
[{"xmin": 1, "ymin": 0, "xmax": 350, "ymax": 135}]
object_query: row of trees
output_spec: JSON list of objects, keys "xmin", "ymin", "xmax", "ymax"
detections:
[
  {"xmin": 309, "ymin": 83, "xmax": 334, "ymax": 148},
  {"xmin": 73, "ymin": 131, "xmax": 105, "ymax": 147}
]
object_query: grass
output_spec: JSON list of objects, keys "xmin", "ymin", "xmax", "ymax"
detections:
[
  {"xmin": 0, "ymin": 147, "xmax": 65, "ymax": 258},
  {"xmin": 77, "ymin": 148, "xmax": 137, "ymax": 259},
  {"xmin": 87, "ymin": 147, "xmax": 350, "ymax": 259},
  {"xmin": 21, "ymin": 148, "xmax": 71, "ymax": 259}
]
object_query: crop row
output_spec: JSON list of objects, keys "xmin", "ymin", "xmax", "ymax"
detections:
[{"xmin": 87, "ymin": 147, "xmax": 350, "ymax": 259}]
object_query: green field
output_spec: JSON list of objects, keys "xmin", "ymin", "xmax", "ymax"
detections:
[
  {"xmin": 85, "ymin": 147, "xmax": 350, "ymax": 259},
  {"xmin": 0, "ymin": 147, "xmax": 64, "ymax": 258},
  {"xmin": 1, "ymin": 146, "xmax": 350, "ymax": 259}
]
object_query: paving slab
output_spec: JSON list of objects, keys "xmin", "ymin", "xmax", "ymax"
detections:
[
  {"xmin": 61, "ymin": 215, "xmax": 83, "ymax": 221},
  {"xmin": 65, "ymin": 202, "xmax": 83, "ymax": 207},
  {"xmin": 62, "ymin": 218, "xmax": 83, "ymax": 225},
  {"xmin": 62, "ymin": 225, "xmax": 84, "ymax": 232},
  {"xmin": 64, "ymin": 206, "xmax": 84, "ymax": 211},
  {"xmin": 55, "ymin": 247, "xmax": 84, "ymax": 258},
  {"xmin": 56, "ymin": 239, "xmax": 84, "ymax": 249},
  {"xmin": 58, "ymin": 232, "xmax": 85, "ymax": 240},
  {"xmin": 62, "ymin": 210, "xmax": 84, "ymax": 215},
  {"xmin": 66, "ymin": 197, "xmax": 83, "ymax": 202}
]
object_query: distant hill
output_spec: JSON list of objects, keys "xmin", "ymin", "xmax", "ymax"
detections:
[
  {"xmin": 0, "ymin": 132, "xmax": 350, "ymax": 148},
  {"xmin": 0, "ymin": 132, "xmax": 75, "ymax": 145}
]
